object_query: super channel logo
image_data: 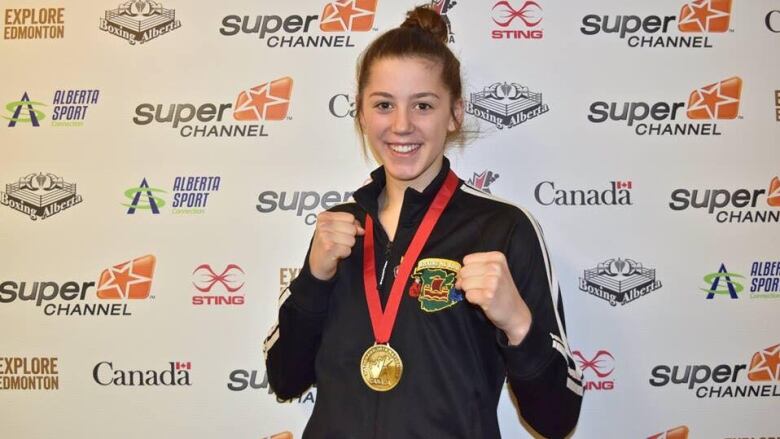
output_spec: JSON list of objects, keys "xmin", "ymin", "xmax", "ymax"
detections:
[
  {"xmin": 588, "ymin": 76, "xmax": 742, "ymax": 136},
  {"xmin": 133, "ymin": 78, "xmax": 292, "ymax": 138},
  {"xmin": 580, "ymin": 0, "xmax": 733, "ymax": 48},
  {"xmin": 0, "ymin": 255, "xmax": 157, "ymax": 317},
  {"xmin": 649, "ymin": 343, "xmax": 780, "ymax": 399},
  {"xmin": 669, "ymin": 177, "xmax": 780, "ymax": 224},
  {"xmin": 219, "ymin": 0, "xmax": 377, "ymax": 48},
  {"xmin": 257, "ymin": 190, "xmax": 354, "ymax": 225},
  {"xmin": 227, "ymin": 368, "xmax": 316, "ymax": 404}
]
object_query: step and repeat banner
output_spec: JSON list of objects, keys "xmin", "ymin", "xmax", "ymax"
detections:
[{"xmin": 1, "ymin": 0, "xmax": 778, "ymax": 438}]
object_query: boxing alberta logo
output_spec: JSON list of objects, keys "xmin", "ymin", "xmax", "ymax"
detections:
[{"xmin": 409, "ymin": 258, "xmax": 463, "ymax": 312}]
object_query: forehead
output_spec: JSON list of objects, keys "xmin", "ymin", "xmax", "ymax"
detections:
[{"xmin": 364, "ymin": 56, "xmax": 446, "ymax": 95}]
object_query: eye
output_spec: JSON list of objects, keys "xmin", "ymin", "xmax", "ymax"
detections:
[
  {"xmin": 373, "ymin": 101, "xmax": 393, "ymax": 112},
  {"xmin": 415, "ymin": 102, "xmax": 434, "ymax": 111}
]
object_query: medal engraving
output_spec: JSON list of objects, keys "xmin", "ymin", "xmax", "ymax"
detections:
[{"xmin": 360, "ymin": 344, "xmax": 403, "ymax": 392}]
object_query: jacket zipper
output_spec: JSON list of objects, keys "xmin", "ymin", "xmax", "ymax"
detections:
[{"xmin": 378, "ymin": 241, "xmax": 393, "ymax": 287}]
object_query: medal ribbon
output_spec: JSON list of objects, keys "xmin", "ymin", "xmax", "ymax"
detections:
[{"xmin": 363, "ymin": 170, "xmax": 459, "ymax": 343}]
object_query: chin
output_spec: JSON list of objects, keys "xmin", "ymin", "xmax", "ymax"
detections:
[{"xmin": 384, "ymin": 165, "xmax": 425, "ymax": 182}]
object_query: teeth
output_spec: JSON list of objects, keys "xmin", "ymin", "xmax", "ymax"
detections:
[{"xmin": 388, "ymin": 143, "xmax": 421, "ymax": 153}]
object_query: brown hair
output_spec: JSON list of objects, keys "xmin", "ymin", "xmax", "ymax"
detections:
[{"xmin": 355, "ymin": 6, "xmax": 464, "ymax": 149}]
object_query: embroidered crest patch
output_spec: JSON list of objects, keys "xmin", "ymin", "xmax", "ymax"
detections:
[{"xmin": 409, "ymin": 258, "xmax": 463, "ymax": 312}]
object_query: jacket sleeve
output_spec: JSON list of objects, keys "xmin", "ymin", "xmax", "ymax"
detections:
[
  {"xmin": 263, "ymin": 243, "xmax": 336, "ymax": 400},
  {"xmin": 497, "ymin": 211, "xmax": 583, "ymax": 439}
]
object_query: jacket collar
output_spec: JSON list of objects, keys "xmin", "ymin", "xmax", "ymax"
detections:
[{"xmin": 352, "ymin": 157, "xmax": 458, "ymax": 229}]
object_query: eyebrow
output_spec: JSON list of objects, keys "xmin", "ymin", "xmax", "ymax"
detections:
[{"xmin": 368, "ymin": 91, "xmax": 441, "ymax": 99}]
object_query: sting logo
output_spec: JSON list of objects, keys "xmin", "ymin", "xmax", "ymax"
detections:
[
  {"xmin": 573, "ymin": 350, "xmax": 615, "ymax": 391},
  {"xmin": 492, "ymin": 1, "xmax": 542, "ymax": 27},
  {"xmin": 192, "ymin": 264, "xmax": 245, "ymax": 293},
  {"xmin": 192, "ymin": 264, "xmax": 245, "ymax": 306}
]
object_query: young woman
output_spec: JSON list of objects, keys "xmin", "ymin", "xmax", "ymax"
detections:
[{"xmin": 264, "ymin": 6, "xmax": 583, "ymax": 439}]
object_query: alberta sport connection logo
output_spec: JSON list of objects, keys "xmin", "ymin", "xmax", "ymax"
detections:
[
  {"xmin": 490, "ymin": 0, "xmax": 543, "ymax": 40},
  {"xmin": 580, "ymin": 258, "xmax": 662, "ymax": 306},
  {"xmin": 123, "ymin": 176, "xmax": 221, "ymax": 215},
  {"xmin": 649, "ymin": 343, "xmax": 780, "ymax": 399},
  {"xmin": 3, "ymin": 7, "xmax": 64, "ymax": 40},
  {"xmin": 465, "ymin": 81, "xmax": 548, "ymax": 129},
  {"xmin": 99, "ymin": 0, "xmax": 181, "ymax": 45},
  {"xmin": 220, "ymin": 0, "xmax": 377, "ymax": 48},
  {"xmin": 0, "ymin": 255, "xmax": 156, "ymax": 316},
  {"xmin": 0, "ymin": 172, "xmax": 83, "ymax": 221},
  {"xmin": 669, "ymin": 176, "xmax": 780, "ymax": 224},
  {"xmin": 700, "ymin": 261, "xmax": 780, "ymax": 300},
  {"xmin": 4, "ymin": 90, "xmax": 100, "ymax": 127},
  {"xmin": 133, "ymin": 77, "xmax": 292, "ymax": 138},
  {"xmin": 581, "ymin": 0, "xmax": 733, "ymax": 48},
  {"xmin": 588, "ymin": 76, "xmax": 742, "ymax": 136}
]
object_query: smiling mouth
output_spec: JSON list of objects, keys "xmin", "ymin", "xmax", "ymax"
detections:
[{"xmin": 387, "ymin": 143, "xmax": 422, "ymax": 154}]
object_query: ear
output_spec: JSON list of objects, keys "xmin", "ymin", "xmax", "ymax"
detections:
[{"xmin": 448, "ymin": 98, "xmax": 464, "ymax": 132}]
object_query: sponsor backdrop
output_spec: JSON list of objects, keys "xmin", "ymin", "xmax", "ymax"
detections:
[{"xmin": 1, "ymin": 0, "xmax": 778, "ymax": 438}]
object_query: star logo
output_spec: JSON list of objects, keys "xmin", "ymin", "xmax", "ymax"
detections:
[
  {"xmin": 233, "ymin": 77, "xmax": 293, "ymax": 121},
  {"xmin": 320, "ymin": 0, "xmax": 377, "ymax": 32},
  {"xmin": 647, "ymin": 426, "xmax": 689, "ymax": 439},
  {"xmin": 686, "ymin": 76, "xmax": 741, "ymax": 120},
  {"xmin": 96, "ymin": 255, "xmax": 156, "ymax": 299},
  {"xmin": 767, "ymin": 177, "xmax": 780, "ymax": 207},
  {"xmin": 747, "ymin": 343, "xmax": 780, "ymax": 381},
  {"xmin": 572, "ymin": 350, "xmax": 614, "ymax": 379},
  {"xmin": 678, "ymin": 0, "xmax": 732, "ymax": 33}
]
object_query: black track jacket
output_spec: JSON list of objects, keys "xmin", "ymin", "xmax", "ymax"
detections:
[{"xmin": 264, "ymin": 158, "xmax": 583, "ymax": 439}]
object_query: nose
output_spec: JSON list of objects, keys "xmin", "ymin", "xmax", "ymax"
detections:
[{"xmin": 391, "ymin": 107, "xmax": 413, "ymax": 134}]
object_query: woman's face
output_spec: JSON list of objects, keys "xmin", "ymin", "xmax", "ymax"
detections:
[{"xmin": 360, "ymin": 56, "xmax": 462, "ymax": 189}]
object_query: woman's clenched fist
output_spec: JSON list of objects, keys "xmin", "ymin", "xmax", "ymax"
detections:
[
  {"xmin": 308, "ymin": 211, "xmax": 365, "ymax": 281},
  {"xmin": 455, "ymin": 251, "xmax": 532, "ymax": 346}
]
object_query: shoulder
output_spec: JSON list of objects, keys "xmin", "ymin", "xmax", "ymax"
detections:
[{"xmin": 455, "ymin": 182, "xmax": 543, "ymax": 236}]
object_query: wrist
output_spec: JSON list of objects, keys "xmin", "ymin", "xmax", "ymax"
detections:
[
  {"xmin": 308, "ymin": 254, "xmax": 336, "ymax": 281},
  {"xmin": 502, "ymin": 299, "xmax": 532, "ymax": 346},
  {"xmin": 309, "ymin": 265, "xmax": 336, "ymax": 281}
]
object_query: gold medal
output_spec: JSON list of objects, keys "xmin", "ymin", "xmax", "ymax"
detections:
[{"xmin": 360, "ymin": 344, "xmax": 403, "ymax": 391}]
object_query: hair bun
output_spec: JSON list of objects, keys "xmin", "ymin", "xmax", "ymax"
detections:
[{"xmin": 400, "ymin": 6, "xmax": 448, "ymax": 44}]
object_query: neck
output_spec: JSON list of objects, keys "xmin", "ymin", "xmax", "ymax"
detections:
[{"xmin": 380, "ymin": 156, "xmax": 444, "ymax": 212}]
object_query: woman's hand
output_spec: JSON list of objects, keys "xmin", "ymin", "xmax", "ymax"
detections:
[
  {"xmin": 455, "ymin": 251, "xmax": 532, "ymax": 345},
  {"xmin": 308, "ymin": 212, "xmax": 365, "ymax": 281}
]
